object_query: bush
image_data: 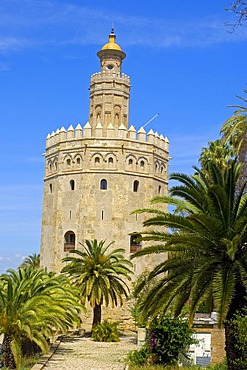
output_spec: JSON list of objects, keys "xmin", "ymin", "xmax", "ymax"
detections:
[
  {"xmin": 146, "ymin": 316, "xmax": 196, "ymax": 366},
  {"xmin": 92, "ymin": 320, "xmax": 119, "ymax": 342}
]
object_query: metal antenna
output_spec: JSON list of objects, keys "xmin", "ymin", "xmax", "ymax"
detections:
[{"xmin": 142, "ymin": 113, "xmax": 159, "ymax": 128}]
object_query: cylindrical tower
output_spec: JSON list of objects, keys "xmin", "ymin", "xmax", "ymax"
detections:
[{"xmin": 40, "ymin": 31, "xmax": 169, "ymax": 278}]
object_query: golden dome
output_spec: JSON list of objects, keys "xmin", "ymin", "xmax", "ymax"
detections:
[{"xmin": 101, "ymin": 30, "xmax": 122, "ymax": 51}]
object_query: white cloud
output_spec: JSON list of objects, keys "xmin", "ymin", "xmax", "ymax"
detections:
[{"xmin": 0, "ymin": 1, "xmax": 246, "ymax": 55}]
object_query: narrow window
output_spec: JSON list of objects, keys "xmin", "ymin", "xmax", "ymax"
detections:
[
  {"xmin": 133, "ymin": 180, "xmax": 139, "ymax": 192},
  {"xmin": 108, "ymin": 157, "xmax": 113, "ymax": 164},
  {"xmin": 155, "ymin": 163, "xmax": 159, "ymax": 172},
  {"xmin": 158, "ymin": 185, "xmax": 161, "ymax": 194},
  {"xmin": 49, "ymin": 184, "xmax": 53, "ymax": 194},
  {"xmin": 130, "ymin": 233, "xmax": 142, "ymax": 253},
  {"xmin": 160, "ymin": 166, "xmax": 164, "ymax": 174},
  {"xmin": 67, "ymin": 158, "xmax": 71, "ymax": 166},
  {"xmin": 70, "ymin": 179, "xmax": 75, "ymax": 191},
  {"xmin": 140, "ymin": 160, "xmax": 145, "ymax": 168},
  {"xmin": 64, "ymin": 231, "xmax": 75, "ymax": 252},
  {"xmin": 95, "ymin": 157, "xmax": 100, "ymax": 164},
  {"xmin": 69, "ymin": 211, "xmax": 72, "ymax": 220},
  {"xmin": 128, "ymin": 158, "xmax": 133, "ymax": 165},
  {"xmin": 77, "ymin": 157, "xmax": 81, "ymax": 165},
  {"xmin": 100, "ymin": 179, "xmax": 107, "ymax": 190},
  {"xmin": 101, "ymin": 210, "xmax": 104, "ymax": 220}
]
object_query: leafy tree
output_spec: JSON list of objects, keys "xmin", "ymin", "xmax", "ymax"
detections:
[
  {"xmin": 199, "ymin": 139, "xmax": 234, "ymax": 174},
  {"xmin": 132, "ymin": 160, "xmax": 247, "ymax": 370},
  {"xmin": 0, "ymin": 267, "xmax": 81, "ymax": 370},
  {"xmin": 221, "ymin": 89, "xmax": 247, "ymax": 188},
  {"xmin": 62, "ymin": 239, "xmax": 133, "ymax": 329},
  {"xmin": 19, "ymin": 253, "xmax": 40, "ymax": 269}
]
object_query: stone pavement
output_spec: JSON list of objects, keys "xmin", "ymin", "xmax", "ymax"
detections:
[{"xmin": 40, "ymin": 334, "xmax": 137, "ymax": 370}]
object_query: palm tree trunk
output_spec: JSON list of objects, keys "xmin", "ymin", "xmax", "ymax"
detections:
[
  {"xmin": 2, "ymin": 334, "xmax": 16, "ymax": 369},
  {"xmin": 225, "ymin": 283, "xmax": 247, "ymax": 370},
  {"xmin": 92, "ymin": 303, "xmax": 102, "ymax": 328}
]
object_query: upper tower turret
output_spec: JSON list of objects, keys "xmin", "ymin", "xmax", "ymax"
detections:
[
  {"xmin": 89, "ymin": 29, "xmax": 130, "ymax": 136},
  {"xmin": 97, "ymin": 28, "xmax": 126, "ymax": 74}
]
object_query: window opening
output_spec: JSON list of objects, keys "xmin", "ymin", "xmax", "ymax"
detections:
[
  {"xmin": 133, "ymin": 180, "xmax": 139, "ymax": 192},
  {"xmin": 101, "ymin": 210, "xmax": 104, "ymax": 220},
  {"xmin": 140, "ymin": 160, "xmax": 145, "ymax": 168},
  {"xmin": 64, "ymin": 231, "xmax": 75, "ymax": 252},
  {"xmin": 158, "ymin": 185, "xmax": 161, "ymax": 194},
  {"xmin": 67, "ymin": 158, "xmax": 71, "ymax": 166},
  {"xmin": 100, "ymin": 179, "xmax": 107, "ymax": 190},
  {"xmin": 77, "ymin": 157, "xmax": 81, "ymax": 165},
  {"xmin": 130, "ymin": 233, "xmax": 142, "ymax": 253},
  {"xmin": 49, "ymin": 184, "xmax": 53, "ymax": 193},
  {"xmin": 108, "ymin": 157, "xmax": 113, "ymax": 164},
  {"xmin": 128, "ymin": 158, "xmax": 133, "ymax": 165},
  {"xmin": 69, "ymin": 211, "xmax": 72, "ymax": 220},
  {"xmin": 70, "ymin": 179, "xmax": 75, "ymax": 191}
]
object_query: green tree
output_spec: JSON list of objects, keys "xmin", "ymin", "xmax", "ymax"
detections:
[
  {"xmin": 62, "ymin": 239, "xmax": 133, "ymax": 329},
  {"xmin": 199, "ymin": 139, "xmax": 234, "ymax": 173},
  {"xmin": 0, "ymin": 267, "xmax": 81, "ymax": 370},
  {"xmin": 221, "ymin": 89, "xmax": 247, "ymax": 187},
  {"xmin": 132, "ymin": 160, "xmax": 247, "ymax": 370},
  {"xmin": 19, "ymin": 253, "xmax": 40, "ymax": 269}
]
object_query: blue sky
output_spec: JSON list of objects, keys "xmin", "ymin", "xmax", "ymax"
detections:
[{"xmin": 0, "ymin": 0, "xmax": 246, "ymax": 273}]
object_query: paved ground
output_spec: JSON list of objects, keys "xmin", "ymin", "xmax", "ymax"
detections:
[{"xmin": 43, "ymin": 334, "xmax": 137, "ymax": 370}]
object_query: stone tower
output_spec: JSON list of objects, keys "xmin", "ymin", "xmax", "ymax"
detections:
[{"xmin": 40, "ymin": 30, "xmax": 169, "ymax": 276}]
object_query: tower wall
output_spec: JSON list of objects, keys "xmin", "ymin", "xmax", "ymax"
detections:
[{"xmin": 40, "ymin": 123, "xmax": 169, "ymax": 274}]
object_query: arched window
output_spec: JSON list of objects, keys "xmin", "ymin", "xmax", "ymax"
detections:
[
  {"xmin": 100, "ymin": 179, "xmax": 107, "ymax": 190},
  {"xmin": 158, "ymin": 185, "xmax": 162, "ymax": 194},
  {"xmin": 108, "ymin": 157, "xmax": 113, "ymax": 164},
  {"xmin": 128, "ymin": 158, "xmax": 133, "ymax": 165},
  {"xmin": 64, "ymin": 231, "xmax": 75, "ymax": 252},
  {"xmin": 67, "ymin": 158, "xmax": 71, "ymax": 166},
  {"xmin": 160, "ymin": 166, "xmax": 164, "ymax": 174},
  {"xmin": 76, "ymin": 157, "xmax": 81, "ymax": 165},
  {"xmin": 95, "ymin": 157, "xmax": 100, "ymax": 166},
  {"xmin": 70, "ymin": 179, "xmax": 75, "ymax": 191},
  {"xmin": 140, "ymin": 160, "xmax": 145, "ymax": 168},
  {"xmin": 130, "ymin": 233, "xmax": 142, "ymax": 253},
  {"xmin": 133, "ymin": 180, "xmax": 139, "ymax": 192},
  {"xmin": 155, "ymin": 163, "xmax": 159, "ymax": 172}
]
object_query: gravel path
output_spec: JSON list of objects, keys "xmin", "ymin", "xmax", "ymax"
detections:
[{"xmin": 43, "ymin": 334, "xmax": 137, "ymax": 370}]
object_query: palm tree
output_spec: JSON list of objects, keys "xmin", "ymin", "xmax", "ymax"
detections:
[
  {"xmin": 0, "ymin": 267, "xmax": 81, "ymax": 370},
  {"xmin": 199, "ymin": 139, "xmax": 234, "ymax": 172},
  {"xmin": 19, "ymin": 253, "xmax": 40, "ymax": 269},
  {"xmin": 221, "ymin": 89, "xmax": 247, "ymax": 187},
  {"xmin": 62, "ymin": 239, "xmax": 133, "ymax": 328},
  {"xmin": 132, "ymin": 160, "xmax": 247, "ymax": 370}
]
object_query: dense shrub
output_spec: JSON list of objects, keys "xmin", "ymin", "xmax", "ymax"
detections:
[
  {"xmin": 92, "ymin": 320, "xmax": 119, "ymax": 342},
  {"xmin": 128, "ymin": 316, "xmax": 196, "ymax": 367},
  {"xmin": 147, "ymin": 316, "xmax": 196, "ymax": 366}
]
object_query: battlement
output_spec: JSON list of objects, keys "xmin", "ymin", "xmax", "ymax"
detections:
[
  {"xmin": 90, "ymin": 71, "xmax": 130, "ymax": 83},
  {"xmin": 46, "ymin": 122, "xmax": 169, "ymax": 152}
]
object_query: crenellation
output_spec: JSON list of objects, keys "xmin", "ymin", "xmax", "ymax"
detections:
[
  {"xmin": 75, "ymin": 124, "xmax": 83, "ymax": 138},
  {"xmin": 147, "ymin": 129, "xmax": 155, "ymax": 144},
  {"xmin": 83, "ymin": 122, "xmax": 91, "ymax": 138},
  {"xmin": 95, "ymin": 122, "xmax": 103, "ymax": 137},
  {"xmin": 67, "ymin": 125, "xmax": 75, "ymax": 140},
  {"xmin": 138, "ymin": 127, "xmax": 146, "ymax": 142},
  {"xmin": 127, "ymin": 125, "xmax": 136, "ymax": 140},
  {"xmin": 59, "ymin": 127, "xmax": 67, "ymax": 142},
  {"xmin": 118, "ymin": 123, "xmax": 127, "ymax": 138}
]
